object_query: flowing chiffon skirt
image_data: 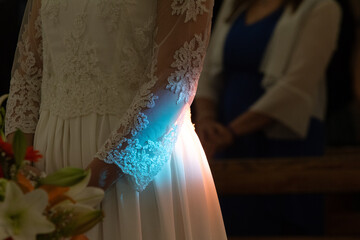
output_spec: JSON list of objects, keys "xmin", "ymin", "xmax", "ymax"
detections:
[{"xmin": 34, "ymin": 110, "xmax": 227, "ymax": 240}]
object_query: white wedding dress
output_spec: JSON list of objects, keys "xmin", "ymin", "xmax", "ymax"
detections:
[{"xmin": 5, "ymin": 0, "xmax": 227, "ymax": 239}]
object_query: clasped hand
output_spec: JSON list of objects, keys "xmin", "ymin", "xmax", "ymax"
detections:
[{"xmin": 196, "ymin": 119, "xmax": 234, "ymax": 160}]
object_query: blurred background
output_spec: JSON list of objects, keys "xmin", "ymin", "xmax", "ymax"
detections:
[
  {"xmin": 196, "ymin": 0, "xmax": 360, "ymax": 239},
  {"xmin": 2, "ymin": 0, "xmax": 360, "ymax": 239}
]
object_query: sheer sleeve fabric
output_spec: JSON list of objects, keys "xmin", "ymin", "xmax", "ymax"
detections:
[
  {"xmin": 5, "ymin": 0, "xmax": 43, "ymax": 136},
  {"xmin": 251, "ymin": 1, "xmax": 341, "ymax": 138},
  {"xmin": 92, "ymin": 0, "xmax": 214, "ymax": 191}
]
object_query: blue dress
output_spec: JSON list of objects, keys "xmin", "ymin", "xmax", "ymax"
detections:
[
  {"xmin": 219, "ymin": 7, "xmax": 325, "ymax": 158},
  {"xmin": 217, "ymin": 8, "xmax": 324, "ymax": 236}
]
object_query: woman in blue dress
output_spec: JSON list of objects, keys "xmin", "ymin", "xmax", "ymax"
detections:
[{"xmin": 195, "ymin": 0, "xmax": 341, "ymax": 236}]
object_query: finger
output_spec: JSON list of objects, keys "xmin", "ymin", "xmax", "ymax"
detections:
[
  {"xmin": 207, "ymin": 125, "xmax": 224, "ymax": 142},
  {"xmin": 211, "ymin": 124, "xmax": 233, "ymax": 145}
]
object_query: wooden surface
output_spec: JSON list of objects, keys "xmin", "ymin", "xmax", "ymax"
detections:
[
  {"xmin": 229, "ymin": 238, "xmax": 360, "ymax": 240},
  {"xmin": 210, "ymin": 147, "xmax": 360, "ymax": 195}
]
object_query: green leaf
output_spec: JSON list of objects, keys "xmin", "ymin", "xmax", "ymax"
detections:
[
  {"xmin": 0, "ymin": 131, "xmax": 5, "ymax": 142},
  {"xmin": 39, "ymin": 168, "xmax": 88, "ymax": 187},
  {"xmin": 12, "ymin": 130, "xmax": 27, "ymax": 168}
]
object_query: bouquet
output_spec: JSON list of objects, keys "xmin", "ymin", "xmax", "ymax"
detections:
[{"xmin": 0, "ymin": 95, "xmax": 104, "ymax": 240}]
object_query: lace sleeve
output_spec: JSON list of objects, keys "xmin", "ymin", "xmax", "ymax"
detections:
[
  {"xmin": 5, "ymin": 0, "xmax": 43, "ymax": 136},
  {"xmin": 89, "ymin": 0, "xmax": 214, "ymax": 192}
]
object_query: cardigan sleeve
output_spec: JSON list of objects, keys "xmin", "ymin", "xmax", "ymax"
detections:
[{"xmin": 251, "ymin": 0, "xmax": 342, "ymax": 138}]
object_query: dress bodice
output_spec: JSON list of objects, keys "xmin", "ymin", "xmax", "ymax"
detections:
[
  {"xmin": 40, "ymin": 0, "xmax": 157, "ymax": 118},
  {"xmin": 6, "ymin": 0, "xmax": 214, "ymax": 191}
]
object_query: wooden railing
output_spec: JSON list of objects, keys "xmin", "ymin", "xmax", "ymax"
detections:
[
  {"xmin": 209, "ymin": 147, "xmax": 360, "ymax": 240},
  {"xmin": 210, "ymin": 147, "xmax": 360, "ymax": 195},
  {"xmin": 229, "ymin": 238, "xmax": 360, "ymax": 240}
]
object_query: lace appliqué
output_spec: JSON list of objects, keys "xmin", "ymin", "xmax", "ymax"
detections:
[
  {"xmin": 167, "ymin": 34, "xmax": 206, "ymax": 104},
  {"xmin": 134, "ymin": 17, "xmax": 155, "ymax": 51},
  {"xmin": 106, "ymin": 127, "xmax": 178, "ymax": 192},
  {"xmin": 41, "ymin": 12, "xmax": 142, "ymax": 119},
  {"xmin": 94, "ymin": 75, "xmax": 160, "ymax": 164},
  {"xmin": 42, "ymin": 0, "xmax": 68, "ymax": 25},
  {"xmin": 62, "ymin": 14, "xmax": 99, "ymax": 80},
  {"xmin": 94, "ymin": 86, "xmax": 166, "ymax": 192},
  {"xmin": 5, "ymin": 15, "xmax": 43, "ymax": 136},
  {"xmin": 116, "ymin": 18, "xmax": 155, "ymax": 92},
  {"xmin": 171, "ymin": 0, "xmax": 209, "ymax": 23},
  {"xmin": 97, "ymin": 0, "xmax": 135, "ymax": 32},
  {"xmin": 41, "ymin": 14, "xmax": 101, "ymax": 118},
  {"xmin": 95, "ymin": 34, "xmax": 206, "ymax": 191}
]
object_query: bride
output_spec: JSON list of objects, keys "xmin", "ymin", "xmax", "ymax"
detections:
[{"xmin": 5, "ymin": 0, "xmax": 227, "ymax": 239}]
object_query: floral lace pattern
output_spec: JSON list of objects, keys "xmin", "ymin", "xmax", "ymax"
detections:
[
  {"xmin": 42, "ymin": 0, "xmax": 68, "ymax": 25},
  {"xmin": 95, "ymin": 67, "xmax": 160, "ymax": 162},
  {"xmin": 93, "ymin": 0, "xmax": 212, "ymax": 191},
  {"xmin": 41, "ymin": 13, "xmax": 125, "ymax": 118},
  {"xmin": 97, "ymin": 0, "xmax": 122, "ymax": 32},
  {"xmin": 103, "ymin": 126, "xmax": 178, "ymax": 192},
  {"xmin": 5, "ymin": 13, "xmax": 42, "ymax": 136},
  {"xmin": 95, "ymin": 32, "xmax": 208, "ymax": 191},
  {"xmin": 97, "ymin": 0, "xmax": 136, "ymax": 32},
  {"xmin": 40, "ymin": 8, "xmax": 154, "ymax": 118},
  {"xmin": 171, "ymin": 0, "xmax": 209, "ymax": 23},
  {"xmin": 42, "ymin": 13, "xmax": 111, "ymax": 118},
  {"xmin": 7, "ymin": 0, "xmax": 212, "ymax": 191},
  {"xmin": 167, "ymin": 34, "xmax": 206, "ymax": 104}
]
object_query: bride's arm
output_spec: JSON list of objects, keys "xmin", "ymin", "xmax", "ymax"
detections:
[
  {"xmin": 5, "ymin": 0, "xmax": 43, "ymax": 145},
  {"xmin": 87, "ymin": 0, "xmax": 214, "ymax": 191}
]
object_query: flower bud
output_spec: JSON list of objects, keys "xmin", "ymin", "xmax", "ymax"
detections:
[
  {"xmin": 67, "ymin": 210, "xmax": 104, "ymax": 236},
  {"xmin": 39, "ymin": 168, "xmax": 88, "ymax": 187}
]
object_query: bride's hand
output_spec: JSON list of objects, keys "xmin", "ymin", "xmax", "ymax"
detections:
[
  {"xmin": 196, "ymin": 119, "xmax": 234, "ymax": 159},
  {"xmin": 86, "ymin": 158, "xmax": 124, "ymax": 191}
]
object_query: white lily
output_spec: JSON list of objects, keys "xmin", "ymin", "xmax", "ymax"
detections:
[
  {"xmin": 0, "ymin": 181, "xmax": 55, "ymax": 240},
  {"xmin": 65, "ymin": 171, "xmax": 104, "ymax": 207}
]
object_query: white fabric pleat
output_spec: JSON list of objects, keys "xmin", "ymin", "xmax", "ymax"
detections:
[{"xmin": 34, "ymin": 110, "xmax": 227, "ymax": 240}]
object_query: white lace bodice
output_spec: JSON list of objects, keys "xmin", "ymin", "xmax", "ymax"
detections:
[
  {"xmin": 6, "ymin": 0, "xmax": 213, "ymax": 191},
  {"xmin": 40, "ymin": 0, "xmax": 157, "ymax": 119}
]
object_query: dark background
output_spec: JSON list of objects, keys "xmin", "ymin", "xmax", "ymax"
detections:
[{"xmin": 0, "ymin": 0, "xmax": 27, "ymax": 96}]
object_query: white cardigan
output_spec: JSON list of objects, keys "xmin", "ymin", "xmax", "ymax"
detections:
[{"xmin": 197, "ymin": 0, "xmax": 342, "ymax": 139}]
